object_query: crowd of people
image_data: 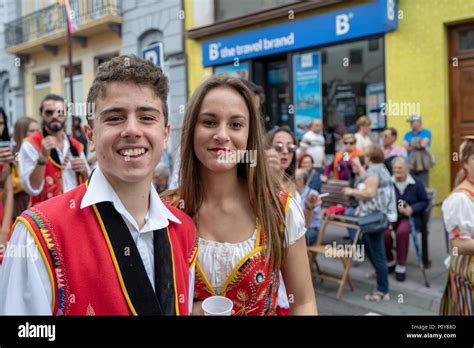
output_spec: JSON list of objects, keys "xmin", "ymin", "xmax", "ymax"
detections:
[{"xmin": 0, "ymin": 54, "xmax": 470, "ymax": 316}]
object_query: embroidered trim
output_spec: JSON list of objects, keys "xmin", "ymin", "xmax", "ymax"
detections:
[
  {"xmin": 20, "ymin": 209, "xmax": 70, "ymax": 315},
  {"xmin": 167, "ymin": 228, "xmax": 180, "ymax": 315}
]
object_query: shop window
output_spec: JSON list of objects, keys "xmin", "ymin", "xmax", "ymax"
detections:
[
  {"xmin": 321, "ymin": 37, "xmax": 385, "ymax": 143},
  {"xmin": 349, "ymin": 49, "xmax": 363, "ymax": 64}
]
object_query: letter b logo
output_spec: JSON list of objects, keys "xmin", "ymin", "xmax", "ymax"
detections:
[
  {"xmin": 336, "ymin": 14, "xmax": 350, "ymax": 36},
  {"xmin": 209, "ymin": 44, "xmax": 219, "ymax": 61}
]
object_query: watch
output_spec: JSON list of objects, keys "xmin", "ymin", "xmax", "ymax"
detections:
[{"xmin": 37, "ymin": 157, "xmax": 47, "ymax": 166}]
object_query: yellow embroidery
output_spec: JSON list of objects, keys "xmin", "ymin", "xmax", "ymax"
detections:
[{"xmin": 86, "ymin": 304, "xmax": 96, "ymax": 316}]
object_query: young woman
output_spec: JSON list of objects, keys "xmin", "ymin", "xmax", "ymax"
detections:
[
  {"xmin": 440, "ymin": 136, "xmax": 474, "ymax": 315},
  {"xmin": 171, "ymin": 75, "xmax": 317, "ymax": 315},
  {"xmin": 267, "ymin": 126, "xmax": 298, "ymax": 197},
  {"xmin": 12, "ymin": 117, "xmax": 40, "ymax": 218}
]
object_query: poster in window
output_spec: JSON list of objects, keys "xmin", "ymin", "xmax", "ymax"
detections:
[
  {"xmin": 366, "ymin": 83, "xmax": 385, "ymax": 129},
  {"xmin": 293, "ymin": 51, "xmax": 322, "ymax": 138},
  {"xmin": 214, "ymin": 62, "xmax": 250, "ymax": 80}
]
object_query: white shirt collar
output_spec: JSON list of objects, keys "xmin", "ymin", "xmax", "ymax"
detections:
[{"xmin": 81, "ymin": 166, "xmax": 181, "ymax": 232}]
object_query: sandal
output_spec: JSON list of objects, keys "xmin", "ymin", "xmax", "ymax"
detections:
[{"xmin": 364, "ymin": 291, "xmax": 390, "ymax": 302}]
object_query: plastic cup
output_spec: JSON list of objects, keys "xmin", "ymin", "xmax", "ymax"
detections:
[{"xmin": 201, "ymin": 296, "xmax": 233, "ymax": 316}]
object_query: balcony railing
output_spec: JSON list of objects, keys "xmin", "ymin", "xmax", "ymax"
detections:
[{"xmin": 5, "ymin": 0, "xmax": 121, "ymax": 48}]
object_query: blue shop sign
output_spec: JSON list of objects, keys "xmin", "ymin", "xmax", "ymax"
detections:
[
  {"xmin": 202, "ymin": 0, "xmax": 397, "ymax": 67},
  {"xmin": 142, "ymin": 42, "xmax": 164, "ymax": 67}
]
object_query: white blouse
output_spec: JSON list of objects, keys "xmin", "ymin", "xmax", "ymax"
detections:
[
  {"xmin": 197, "ymin": 196, "xmax": 306, "ymax": 294},
  {"xmin": 442, "ymin": 192, "xmax": 474, "ymax": 240},
  {"xmin": 355, "ymin": 132, "xmax": 373, "ymax": 151}
]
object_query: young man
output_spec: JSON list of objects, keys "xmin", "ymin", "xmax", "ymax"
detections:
[
  {"xmin": 19, "ymin": 94, "xmax": 90, "ymax": 205},
  {"xmin": 0, "ymin": 55, "xmax": 197, "ymax": 315}
]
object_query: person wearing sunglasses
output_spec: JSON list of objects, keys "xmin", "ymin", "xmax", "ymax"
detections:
[
  {"xmin": 267, "ymin": 127, "xmax": 298, "ymax": 196},
  {"xmin": 321, "ymin": 133, "xmax": 364, "ymax": 183},
  {"xmin": 18, "ymin": 94, "xmax": 90, "ymax": 206}
]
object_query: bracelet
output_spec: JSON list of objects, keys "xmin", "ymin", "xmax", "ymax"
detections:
[{"xmin": 37, "ymin": 157, "xmax": 47, "ymax": 166}]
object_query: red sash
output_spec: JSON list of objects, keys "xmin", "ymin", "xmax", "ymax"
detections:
[
  {"xmin": 15, "ymin": 183, "xmax": 197, "ymax": 315},
  {"xmin": 194, "ymin": 192, "xmax": 291, "ymax": 316},
  {"xmin": 27, "ymin": 131, "xmax": 84, "ymax": 206}
]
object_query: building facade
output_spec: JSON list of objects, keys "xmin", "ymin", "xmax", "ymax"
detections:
[
  {"xmin": 121, "ymin": 0, "xmax": 187, "ymax": 158},
  {"xmin": 3, "ymin": 0, "xmax": 187, "ymax": 163},
  {"xmin": 0, "ymin": 0, "xmax": 25, "ymax": 131},
  {"xmin": 185, "ymin": 0, "xmax": 474, "ymax": 207}
]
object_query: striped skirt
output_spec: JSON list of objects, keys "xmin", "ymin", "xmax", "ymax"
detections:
[{"xmin": 440, "ymin": 254, "xmax": 473, "ymax": 315}]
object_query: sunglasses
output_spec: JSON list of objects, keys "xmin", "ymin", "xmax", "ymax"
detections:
[
  {"xmin": 44, "ymin": 109, "xmax": 65, "ymax": 118},
  {"xmin": 344, "ymin": 141, "xmax": 355, "ymax": 145},
  {"xmin": 273, "ymin": 142, "xmax": 297, "ymax": 153}
]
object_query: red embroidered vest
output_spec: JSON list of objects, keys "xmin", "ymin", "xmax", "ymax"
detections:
[
  {"xmin": 27, "ymin": 131, "xmax": 84, "ymax": 206},
  {"xmin": 16, "ymin": 184, "xmax": 198, "ymax": 315},
  {"xmin": 194, "ymin": 192, "xmax": 291, "ymax": 316}
]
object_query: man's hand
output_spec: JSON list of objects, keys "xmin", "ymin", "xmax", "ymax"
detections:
[
  {"xmin": 0, "ymin": 147, "xmax": 15, "ymax": 164},
  {"xmin": 400, "ymin": 204, "xmax": 413, "ymax": 217},
  {"xmin": 320, "ymin": 175, "xmax": 328, "ymax": 183},
  {"xmin": 41, "ymin": 136, "xmax": 58, "ymax": 158},
  {"xmin": 71, "ymin": 158, "xmax": 88, "ymax": 176}
]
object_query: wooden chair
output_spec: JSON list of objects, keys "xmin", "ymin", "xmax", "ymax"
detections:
[
  {"xmin": 307, "ymin": 213, "xmax": 361, "ymax": 300},
  {"xmin": 319, "ymin": 179, "xmax": 351, "ymax": 209}
]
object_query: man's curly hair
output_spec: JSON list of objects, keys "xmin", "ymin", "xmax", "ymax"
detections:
[{"xmin": 86, "ymin": 54, "xmax": 169, "ymax": 126}]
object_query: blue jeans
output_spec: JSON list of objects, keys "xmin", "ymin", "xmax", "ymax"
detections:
[
  {"xmin": 361, "ymin": 231, "xmax": 389, "ymax": 294},
  {"xmin": 305, "ymin": 227, "xmax": 319, "ymax": 246},
  {"xmin": 344, "ymin": 207, "xmax": 357, "ymax": 241}
]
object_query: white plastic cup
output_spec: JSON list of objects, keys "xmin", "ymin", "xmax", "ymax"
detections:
[{"xmin": 201, "ymin": 296, "xmax": 233, "ymax": 316}]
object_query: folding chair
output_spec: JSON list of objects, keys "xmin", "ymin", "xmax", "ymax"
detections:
[{"xmin": 307, "ymin": 213, "xmax": 361, "ymax": 300}]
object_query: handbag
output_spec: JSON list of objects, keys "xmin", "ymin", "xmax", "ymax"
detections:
[{"xmin": 358, "ymin": 211, "xmax": 388, "ymax": 235}]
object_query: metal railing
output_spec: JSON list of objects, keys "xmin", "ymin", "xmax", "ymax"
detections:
[{"xmin": 5, "ymin": 0, "xmax": 121, "ymax": 48}]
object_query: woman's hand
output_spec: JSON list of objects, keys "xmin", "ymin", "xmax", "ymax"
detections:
[
  {"xmin": 0, "ymin": 147, "xmax": 15, "ymax": 164},
  {"xmin": 320, "ymin": 175, "xmax": 328, "ymax": 183},
  {"xmin": 192, "ymin": 301, "xmax": 204, "ymax": 316},
  {"xmin": 342, "ymin": 187, "xmax": 353, "ymax": 196},
  {"xmin": 399, "ymin": 204, "xmax": 413, "ymax": 217},
  {"xmin": 305, "ymin": 192, "xmax": 321, "ymax": 209}
]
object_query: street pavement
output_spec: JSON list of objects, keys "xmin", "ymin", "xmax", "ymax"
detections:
[{"xmin": 312, "ymin": 217, "xmax": 448, "ymax": 315}]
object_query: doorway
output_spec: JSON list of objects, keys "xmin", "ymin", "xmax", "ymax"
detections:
[{"xmin": 448, "ymin": 23, "xmax": 474, "ymax": 186}]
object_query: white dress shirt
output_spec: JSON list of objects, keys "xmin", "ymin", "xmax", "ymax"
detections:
[
  {"xmin": 18, "ymin": 134, "xmax": 90, "ymax": 196},
  {"xmin": 0, "ymin": 166, "xmax": 195, "ymax": 315}
]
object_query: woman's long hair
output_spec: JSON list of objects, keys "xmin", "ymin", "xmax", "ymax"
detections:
[
  {"xmin": 13, "ymin": 117, "xmax": 38, "ymax": 152},
  {"xmin": 173, "ymin": 75, "xmax": 287, "ymax": 273},
  {"xmin": 0, "ymin": 107, "xmax": 10, "ymax": 141}
]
